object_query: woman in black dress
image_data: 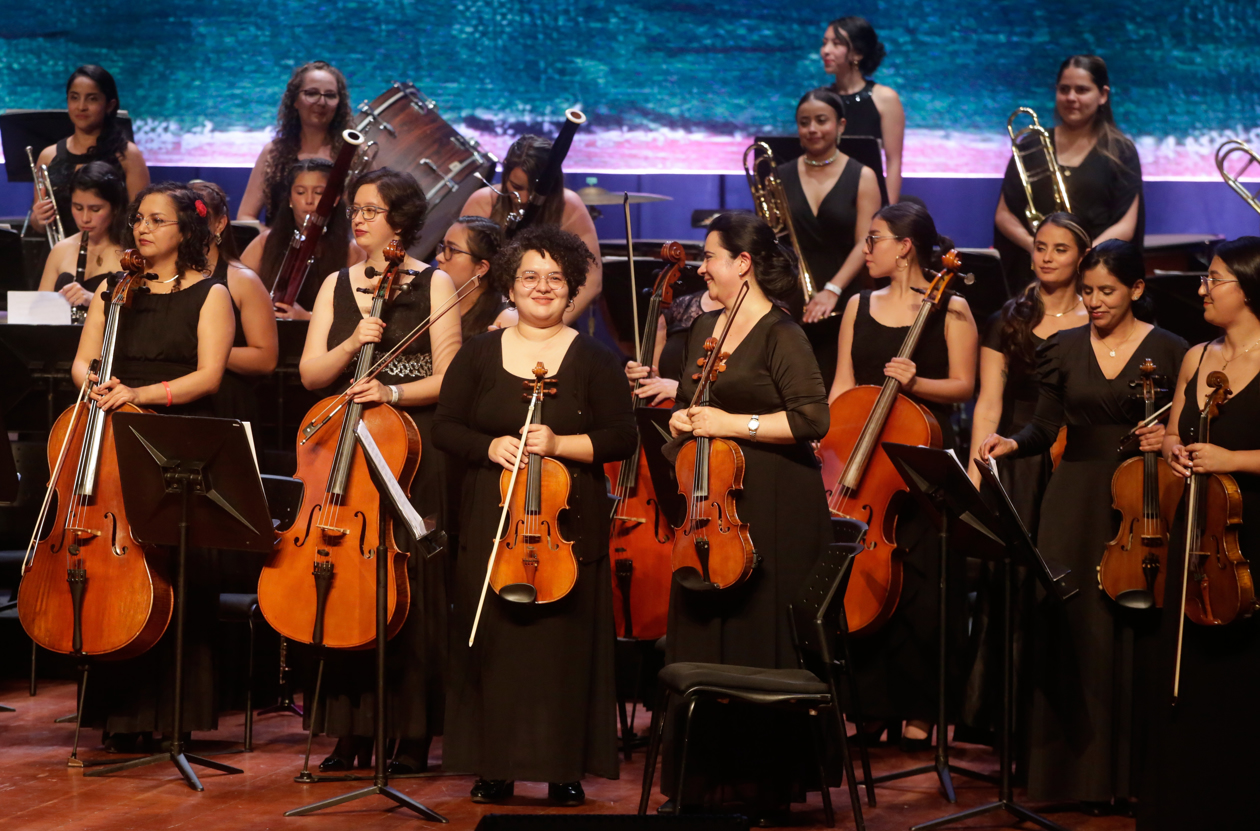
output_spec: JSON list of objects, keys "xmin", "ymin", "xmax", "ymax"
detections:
[
  {"xmin": 435, "ymin": 215, "xmax": 517, "ymax": 338},
  {"xmin": 829, "ymin": 201, "xmax": 977, "ymax": 748},
  {"xmin": 38, "ymin": 162, "xmax": 128, "ymax": 310},
  {"xmin": 299, "ymin": 168, "xmax": 462, "ymax": 773},
  {"xmin": 980, "ymin": 240, "xmax": 1187, "ymax": 813},
  {"xmin": 72, "ymin": 183, "xmax": 235, "ymax": 749},
  {"xmin": 657, "ymin": 211, "xmax": 831, "ymax": 819},
  {"xmin": 435, "ymin": 225, "xmax": 635, "ymax": 805},
  {"xmin": 820, "ymin": 17, "xmax": 903, "ymax": 204},
  {"xmin": 995, "ymin": 55, "xmax": 1144, "ymax": 289},
  {"xmin": 30, "ymin": 65, "xmax": 149, "ymax": 239},
  {"xmin": 1142, "ymin": 237, "xmax": 1260, "ymax": 831}
]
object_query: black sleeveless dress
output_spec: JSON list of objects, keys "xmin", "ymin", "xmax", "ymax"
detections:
[
  {"xmin": 310, "ymin": 267, "xmax": 450, "ymax": 744},
  {"xmin": 1009, "ymin": 324, "xmax": 1186, "ymax": 802},
  {"xmin": 82, "ymin": 276, "xmax": 222, "ymax": 735},
  {"xmin": 45, "ymin": 138, "xmax": 126, "ymax": 237},
  {"xmin": 53, "ymin": 237, "xmax": 113, "ymax": 301},
  {"xmin": 208, "ymin": 258, "xmax": 259, "ymax": 423},
  {"xmin": 1138, "ymin": 352, "xmax": 1260, "ymax": 830},
  {"xmin": 846, "ymin": 289, "xmax": 967, "ymax": 723},
  {"xmin": 779, "ymin": 156, "xmax": 864, "ymax": 390},
  {"xmin": 833, "ymin": 79, "xmax": 888, "ymax": 205}
]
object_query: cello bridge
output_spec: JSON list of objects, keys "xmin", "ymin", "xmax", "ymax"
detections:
[{"xmin": 315, "ymin": 523, "xmax": 350, "ymax": 538}]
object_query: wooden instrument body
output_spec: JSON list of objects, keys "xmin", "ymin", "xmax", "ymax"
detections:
[
  {"xmin": 19, "ymin": 401, "xmax": 170, "ymax": 658},
  {"xmin": 818, "ymin": 385, "xmax": 941, "ymax": 635},
  {"xmin": 606, "ymin": 449, "xmax": 673, "ymax": 640},
  {"xmin": 670, "ymin": 437, "xmax": 755, "ymax": 590},
  {"xmin": 1100, "ymin": 455, "xmax": 1184, "ymax": 608},
  {"xmin": 259, "ymin": 397, "xmax": 420, "ymax": 649},
  {"xmin": 491, "ymin": 456, "xmax": 577, "ymax": 604},
  {"xmin": 1183, "ymin": 471, "xmax": 1255, "ymax": 626}
]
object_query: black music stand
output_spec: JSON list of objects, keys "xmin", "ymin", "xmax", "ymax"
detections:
[
  {"xmin": 84, "ymin": 414, "xmax": 271, "ymax": 791},
  {"xmin": 0, "ymin": 417, "xmax": 15, "ymax": 713},
  {"xmin": 888, "ymin": 449, "xmax": 1075, "ymax": 831},
  {"xmin": 0, "ymin": 110, "xmax": 135, "ymax": 183},
  {"xmin": 283, "ymin": 420, "xmax": 446, "ymax": 821},
  {"xmin": 636, "ymin": 407, "xmax": 684, "ymax": 527}
]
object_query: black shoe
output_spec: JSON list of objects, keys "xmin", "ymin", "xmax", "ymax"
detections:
[
  {"xmin": 320, "ymin": 736, "xmax": 372, "ymax": 772},
  {"xmin": 388, "ymin": 757, "xmax": 427, "ymax": 776},
  {"xmin": 656, "ymin": 798, "xmax": 677, "ymax": 815},
  {"xmin": 103, "ymin": 731, "xmax": 151, "ymax": 754},
  {"xmin": 388, "ymin": 738, "xmax": 430, "ymax": 776},
  {"xmin": 548, "ymin": 781, "xmax": 585, "ymax": 806},
  {"xmin": 470, "ymin": 778, "xmax": 514, "ymax": 803},
  {"xmin": 319, "ymin": 753, "xmax": 352, "ymax": 772}
]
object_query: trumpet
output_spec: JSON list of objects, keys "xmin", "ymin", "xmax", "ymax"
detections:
[
  {"xmin": 25, "ymin": 146, "xmax": 64, "ymax": 248},
  {"xmin": 1216, "ymin": 139, "xmax": 1260, "ymax": 216},
  {"xmin": 1006, "ymin": 107, "xmax": 1072, "ymax": 230},
  {"xmin": 743, "ymin": 141, "xmax": 815, "ymax": 305}
]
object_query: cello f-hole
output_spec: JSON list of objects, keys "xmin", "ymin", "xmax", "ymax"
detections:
[
  {"xmin": 355, "ymin": 511, "xmax": 370, "ymax": 558},
  {"xmin": 294, "ymin": 504, "xmax": 321, "ymax": 547}
]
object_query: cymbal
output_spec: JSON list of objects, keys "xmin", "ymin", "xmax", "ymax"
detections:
[{"xmin": 578, "ymin": 186, "xmax": 672, "ymax": 206}]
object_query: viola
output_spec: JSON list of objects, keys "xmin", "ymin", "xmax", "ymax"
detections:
[
  {"xmin": 671, "ymin": 281, "xmax": 755, "ymax": 591},
  {"xmin": 606, "ymin": 241, "xmax": 686, "ymax": 639},
  {"xmin": 19, "ymin": 250, "xmax": 171, "ymax": 659},
  {"xmin": 816, "ymin": 251, "xmax": 963, "ymax": 635},
  {"xmin": 259, "ymin": 242, "xmax": 421, "ymax": 650},
  {"xmin": 1099, "ymin": 359, "xmax": 1184, "ymax": 608}
]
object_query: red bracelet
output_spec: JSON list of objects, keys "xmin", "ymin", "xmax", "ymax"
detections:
[{"xmin": 161, "ymin": 381, "xmax": 172, "ymax": 407}]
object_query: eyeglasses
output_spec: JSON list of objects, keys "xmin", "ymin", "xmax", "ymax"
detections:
[
  {"xmin": 1200, "ymin": 275, "xmax": 1238, "ymax": 292},
  {"xmin": 300, "ymin": 89, "xmax": 339, "ymax": 104},
  {"xmin": 347, "ymin": 205, "xmax": 388, "ymax": 222},
  {"xmin": 864, "ymin": 234, "xmax": 899, "ymax": 252},
  {"xmin": 516, "ymin": 273, "xmax": 567, "ymax": 291},
  {"xmin": 435, "ymin": 241, "xmax": 473, "ymax": 259},
  {"xmin": 131, "ymin": 214, "xmax": 178, "ymax": 231}
]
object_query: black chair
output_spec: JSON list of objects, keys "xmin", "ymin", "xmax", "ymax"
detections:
[{"xmin": 637, "ymin": 537, "xmax": 872, "ymax": 829}]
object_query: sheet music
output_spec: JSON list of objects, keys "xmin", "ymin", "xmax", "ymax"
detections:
[
  {"xmin": 7, "ymin": 291, "xmax": 70, "ymax": 325},
  {"xmin": 354, "ymin": 420, "xmax": 432, "ymax": 542},
  {"xmin": 240, "ymin": 421, "xmax": 260, "ymax": 475}
]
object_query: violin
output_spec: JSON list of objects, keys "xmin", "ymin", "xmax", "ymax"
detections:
[
  {"xmin": 671, "ymin": 281, "xmax": 755, "ymax": 591},
  {"xmin": 1099, "ymin": 359, "xmax": 1185, "ymax": 608},
  {"xmin": 816, "ymin": 251, "xmax": 964, "ymax": 635},
  {"xmin": 19, "ymin": 250, "xmax": 171, "ymax": 658},
  {"xmin": 606, "ymin": 241, "xmax": 685, "ymax": 639},
  {"xmin": 259, "ymin": 241, "xmax": 421, "ymax": 650}
]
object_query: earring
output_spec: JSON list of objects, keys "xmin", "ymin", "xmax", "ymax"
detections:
[{"xmin": 214, "ymin": 233, "xmax": 222, "ymax": 244}]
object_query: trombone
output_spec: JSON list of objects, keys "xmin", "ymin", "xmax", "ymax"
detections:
[
  {"xmin": 1006, "ymin": 107, "xmax": 1072, "ymax": 230},
  {"xmin": 25, "ymin": 146, "xmax": 64, "ymax": 247},
  {"xmin": 1216, "ymin": 139, "xmax": 1260, "ymax": 216},
  {"xmin": 743, "ymin": 141, "xmax": 815, "ymax": 305}
]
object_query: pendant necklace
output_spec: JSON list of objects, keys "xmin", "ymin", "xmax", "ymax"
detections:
[
  {"xmin": 1221, "ymin": 334, "xmax": 1260, "ymax": 370},
  {"xmin": 1046, "ymin": 295, "xmax": 1082, "ymax": 318}
]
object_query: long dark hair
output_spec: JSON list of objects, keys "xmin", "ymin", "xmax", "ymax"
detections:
[
  {"xmin": 706, "ymin": 211, "xmax": 799, "ymax": 305},
  {"xmin": 1214, "ymin": 236, "xmax": 1260, "ymax": 311},
  {"xmin": 66, "ymin": 65, "xmax": 129, "ymax": 163},
  {"xmin": 1080, "ymin": 238, "xmax": 1154, "ymax": 322},
  {"xmin": 999, "ymin": 212, "xmax": 1091, "ymax": 375},
  {"xmin": 873, "ymin": 201, "xmax": 953, "ymax": 271},
  {"xmin": 1056, "ymin": 55, "xmax": 1137, "ymax": 173},
  {"xmin": 262, "ymin": 61, "xmax": 351, "ymax": 221},
  {"xmin": 257, "ymin": 158, "xmax": 352, "ymax": 290},
  {"xmin": 122, "ymin": 182, "xmax": 213, "ymax": 286},
  {"xmin": 491, "ymin": 135, "xmax": 566, "ymax": 230},
  {"xmin": 188, "ymin": 180, "xmax": 241, "ymax": 262},
  {"xmin": 68, "ymin": 161, "xmax": 129, "ymax": 245},
  {"xmin": 454, "ymin": 215, "xmax": 507, "ymax": 339},
  {"xmin": 828, "ymin": 16, "xmax": 887, "ymax": 77}
]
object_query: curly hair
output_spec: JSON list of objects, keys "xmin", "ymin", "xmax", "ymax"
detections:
[
  {"xmin": 490, "ymin": 225, "xmax": 593, "ymax": 300},
  {"xmin": 262, "ymin": 61, "xmax": 351, "ymax": 221},
  {"xmin": 347, "ymin": 168, "xmax": 427, "ymax": 249},
  {"xmin": 188, "ymin": 180, "xmax": 240, "ymax": 261},
  {"xmin": 68, "ymin": 161, "xmax": 129, "ymax": 246},
  {"xmin": 122, "ymin": 182, "xmax": 213, "ymax": 288}
]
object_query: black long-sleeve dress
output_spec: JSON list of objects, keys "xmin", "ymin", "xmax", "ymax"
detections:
[
  {"xmin": 661, "ymin": 305, "xmax": 832, "ymax": 808},
  {"xmin": 1138, "ymin": 349, "xmax": 1260, "ymax": 831},
  {"xmin": 1009, "ymin": 324, "xmax": 1186, "ymax": 802},
  {"xmin": 434, "ymin": 329, "xmax": 636, "ymax": 783},
  {"xmin": 82, "ymin": 276, "xmax": 225, "ymax": 736}
]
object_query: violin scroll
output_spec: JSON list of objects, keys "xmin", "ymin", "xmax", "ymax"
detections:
[
  {"xmin": 656, "ymin": 241, "xmax": 688, "ymax": 308},
  {"xmin": 1204, "ymin": 370, "xmax": 1232, "ymax": 418}
]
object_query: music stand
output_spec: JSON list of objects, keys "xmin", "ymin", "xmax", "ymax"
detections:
[
  {"xmin": 0, "ymin": 110, "xmax": 135, "ymax": 183},
  {"xmin": 636, "ymin": 407, "xmax": 684, "ymax": 527},
  {"xmin": 0, "ymin": 414, "xmax": 15, "ymax": 712},
  {"xmin": 84, "ymin": 414, "xmax": 271, "ymax": 791}
]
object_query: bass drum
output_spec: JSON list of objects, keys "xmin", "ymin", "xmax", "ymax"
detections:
[{"xmin": 351, "ymin": 81, "xmax": 497, "ymax": 259}]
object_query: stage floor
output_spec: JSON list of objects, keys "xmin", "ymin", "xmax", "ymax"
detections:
[{"xmin": 0, "ymin": 680, "xmax": 1134, "ymax": 831}]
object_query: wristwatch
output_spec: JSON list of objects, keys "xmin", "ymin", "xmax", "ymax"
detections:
[{"xmin": 747, "ymin": 414, "xmax": 760, "ymax": 441}]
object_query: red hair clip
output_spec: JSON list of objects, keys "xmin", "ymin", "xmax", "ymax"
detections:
[{"xmin": 195, "ymin": 199, "xmax": 208, "ymax": 217}]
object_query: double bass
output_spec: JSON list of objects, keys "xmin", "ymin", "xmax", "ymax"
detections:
[
  {"xmin": 816, "ymin": 252, "xmax": 963, "ymax": 635},
  {"xmin": 19, "ymin": 251, "xmax": 171, "ymax": 658},
  {"xmin": 671, "ymin": 281, "xmax": 755, "ymax": 591},
  {"xmin": 258, "ymin": 242, "xmax": 421, "ymax": 650},
  {"xmin": 605, "ymin": 241, "xmax": 686, "ymax": 640},
  {"xmin": 1099, "ymin": 359, "xmax": 1184, "ymax": 608}
]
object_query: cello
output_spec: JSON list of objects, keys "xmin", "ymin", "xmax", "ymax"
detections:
[
  {"xmin": 816, "ymin": 251, "xmax": 964, "ymax": 635},
  {"xmin": 671, "ymin": 281, "xmax": 756, "ymax": 591},
  {"xmin": 19, "ymin": 250, "xmax": 172, "ymax": 658},
  {"xmin": 258, "ymin": 241, "xmax": 421, "ymax": 650},
  {"xmin": 1099, "ymin": 359, "xmax": 1184, "ymax": 608},
  {"xmin": 605, "ymin": 241, "xmax": 686, "ymax": 640}
]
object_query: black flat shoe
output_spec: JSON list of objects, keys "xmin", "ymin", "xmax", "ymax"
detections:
[
  {"xmin": 548, "ymin": 781, "xmax": 585, "ymax": 807},
  {"xmin": 320, "ymin": 736, "xmax": 373, "ymax": 772},
  {"xmin": 656, "ymin": 798, "xmax": 677, "ymax": 815},
  {"xmin": 319, "ymin": 753, "xmax": 352, "ymax": 772},
  {"xmin": 387, "ymin": 757, "xmax": 427, "ymax": 776},
  {"xmin": 388, "ymin": 738, "xmax": 430, "ymax": 776},
  {"xmin": 470, "ymin": 778, "xmax": 514, "ymax": 803}
]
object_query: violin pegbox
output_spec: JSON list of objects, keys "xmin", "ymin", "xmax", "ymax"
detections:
[{"xmin": 521, "ymin": 362, "xmax": 558, "ymax": 401}]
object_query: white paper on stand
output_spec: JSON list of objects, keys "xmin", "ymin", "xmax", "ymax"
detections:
[
  {"xmin": 354, "ymin": 420, "xmax": 432, "ymax": 542},
  {"xmin": 7, "ymin": 291, "xmax": 71, "ymax": 325}
]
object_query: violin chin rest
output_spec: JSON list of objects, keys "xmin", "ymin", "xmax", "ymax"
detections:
[
  {"xmin": 674, "ymin": 568, "xmax": 718, "ymax": 593},
  {"xmin": 1114, "ymin": 589, "xmax": 1154, "ymax": 610},
  {"xmin": 499, "ymin": 583, "xmax": 538, "ymax": 604}
]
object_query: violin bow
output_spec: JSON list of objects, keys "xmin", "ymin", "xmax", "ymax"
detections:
[
  {"xmin": 625, "ymin": 192, "xmax": 641, "ymax": 362},
  {"xmin": 688, "ymin": 280, "xmax": 749, "ymax": 409}
]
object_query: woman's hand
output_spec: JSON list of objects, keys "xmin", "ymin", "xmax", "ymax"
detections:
[
  {"xmin": 634, "ymin": 376, "xmax": 678, "ymax": 407},
  {"xmin": 624, "ymin": 360, "xmax": 654, "ymax": 385},
  {"xmin": 803, "ymin": 289, "xmax": 839, "ymax": 323},
  {"xmin": 522, "ymin": 423, "xmax": 559, "ymax": 457},
  {"xmin": 1136, "ymin": 422, "xmax": 1165, "ymax": 454},
  {"xmin": 344, "ymin": 316, "xmax": 385, "ymax": 352},
  {"xmin": 59, "ymin": 282, "xmax": 94, "ymax": 307},
  {"xmin": 1181, "ymin": 442, "xmax": 1236, "ymax": 476},
  {"xmin": 687, "ymin": 406, "xmax": 732, "ymax": 438},
  {"xmin": 669, "ymin": 409, "xmax": 694, "ymax": 438},
  {"xmin": 977, "ymin": 433, "xmax": 1019, "ymax": 461},
  {"xmin": 347, "ymin": 377, "xmax": 392, "ymax": 404},
  {"xmin": 32, "ymin": 197, "xmax": 58, "ymax": 227},
  {"xmin": 274, "ymin": 301, "xmax": 312, "ymax": 321},
  {"xmin": 1166, "ymin": 441, "xmax": 1191, "ymax": 478},
  {"xmin": 488, "ymin": 435, "xmax": 524, "ymax": 471},
  {"xmin": 884, "ymin": 357, "xmax": 918, "ymax": 391},
  {"xmin": 90, "ymin": 376, "xmax": 140, "ymax": 411}
]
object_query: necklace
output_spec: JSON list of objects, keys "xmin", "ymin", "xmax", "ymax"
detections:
[
  {"xmin": 1221, "ymin": 334, "xmax": 1260, "ymax": 370},
  {"xmin": 146, "ymin": 272, "xmax": 179, "ymax": 285},
  {"xmin": 1045, "ymin": 294, "xmax": 1082, "ymax": 318},
  {"xmin": 804, "ymin": 151, "xmax": 840, "ymax": 167},
  {"xmin": 1098, "ymin": 322, "xmax": 1138, "ymax": 358}
]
